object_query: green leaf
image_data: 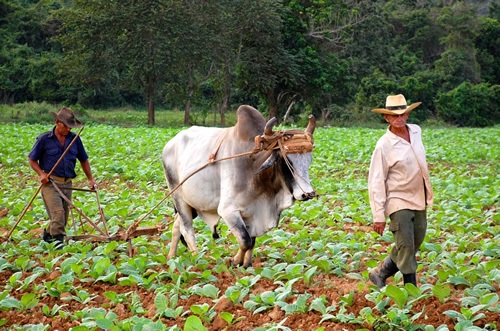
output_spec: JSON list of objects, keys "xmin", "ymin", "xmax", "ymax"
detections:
[
  {"xmin": 201, "ymin": 284, "xmax": 219, "ymax": 299},
  {"xmin": 154, "ymin": 293, "xmax": 168, "ymax": 316},
  {"xmin": 260, "ymin": 291, "xmax": 276, "ymax": 305},
  {"xmin": 42, "ymin": 304, "xmax": 50, "ymax": 315},
  {"xmin": 479, "ymin": 293, "xmax": 498, "ymax": 306},
  {"xmin": 448, "ymin": 276, "xmax": 469, "ymax": 286},
  {"xmin": 96, "ymin": 318, "xmax": 115, "ymax": 329},
  {"xmin": 309, "ymin": 297, "xmax": 327, "ymax": 314},
  {"xmin": 0, "ymin": 296, "xmax": 20, "ymax": 309},
  {"xmin": 384, "ymin": 285, "xmax": 408, "ymax": 308},
  {"xmin": 433, "ymin": 284, "xmax": 451, "ymax": 304},
  {"xmin": 71, "ymin": 326, "xmax": 91, "ymax": 331},
  {"xmin": 219, "ymin": 312, "xmax": 233, "ymax": 324},
  {"xmin": 184, "ymin": 315, "xmax": 207, "ymax": 331},
  {"xmin": 190, "ymin": 303, "xmax": 209, "ymax": 315},
  {"xmin": 20, "ymin": 293, "xmax": 39, "ymax": 310}
]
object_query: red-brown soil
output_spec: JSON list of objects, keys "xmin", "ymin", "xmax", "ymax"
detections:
[{"xmin": 0, "ymin": 252, "xmax": 498, "ymax": 331}]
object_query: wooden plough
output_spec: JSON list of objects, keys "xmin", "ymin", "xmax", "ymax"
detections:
[
  {"xmin": 6, "ymin": 126, "xmax": 170, "ymax": 256},
  {"xmin": 50, "ymin": 182, "xmax": 168, "ymax": 256}
]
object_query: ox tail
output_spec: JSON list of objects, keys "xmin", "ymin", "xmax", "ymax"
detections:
[
  {"xmin": 212, "ymin": 224, "xmax": 220, "ymax": 240},
  {"xmin": 180, "ymin": 234, "xmax": 187, "ymax": 247}
]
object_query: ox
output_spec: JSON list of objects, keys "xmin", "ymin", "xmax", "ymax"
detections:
[{"xmin": 162, "ymin": 105, "xmax": 316, "ymax": 267}]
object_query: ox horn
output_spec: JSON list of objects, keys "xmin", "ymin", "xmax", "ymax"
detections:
[
  {"xmin": 264, "ymin": 117, "xmax": 278, "ymax": 136},
  {"xmin": 305, "ymin": 115, "xmax": 316, "ymax": 135}
]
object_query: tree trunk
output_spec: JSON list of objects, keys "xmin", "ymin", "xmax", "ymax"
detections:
[
  {"xmin": 267, "ymin": 89, "xmax": 278, "ymax": 120},
  {"xmin": 220, "ymin": 63, "xmax": 232, "ymax": 127},
  {"xmin": 145, "ymin": 79, "xmax": 155, "ymax": 125},
  {"xmin": 148, "ymin": 96, "xmax": 155, "ymax": 125},
  {"xmin": 220, "ymin": 94, "xmax": 228, "ymax": 127},
  {"xmin": 184, "ymin": 96, "xmax": 192, "ymax": 126},
  {"xmin": 184, "ymin": 65, "xmax": 194, "ymax": 126}
]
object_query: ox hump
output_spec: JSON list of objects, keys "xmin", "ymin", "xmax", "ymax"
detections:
[{"xmin": 234, "ymin": 105, "xmax": 266, "ymax": 141}]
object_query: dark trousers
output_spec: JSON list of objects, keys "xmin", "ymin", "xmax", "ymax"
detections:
[{"xmin": 388, "ymin": 209, "xmax": 427, "ymax": 274}]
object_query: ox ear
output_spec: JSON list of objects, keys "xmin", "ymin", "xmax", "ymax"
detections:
[{"xmin": 255, "ymin": 151, "xmax": 279, "ymax": 174}]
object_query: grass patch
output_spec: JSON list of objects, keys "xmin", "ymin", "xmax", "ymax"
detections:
[{"xmin": 0, "ymin": 102, "xmax": 238, "ymax": 128}]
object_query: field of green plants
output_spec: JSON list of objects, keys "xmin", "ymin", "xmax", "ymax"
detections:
[{"xmin": 0, "ymin": 122, "xmax": 499, "ymax": 330}]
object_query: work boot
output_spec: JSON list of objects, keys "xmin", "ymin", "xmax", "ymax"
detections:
[
  {"xmin": 42, "ymin": 229, "xmax": 53, "ymax": 243},
  {"xmin": 53, "ymin": 234, "xmax": 65, "ymax": 250},
  {"xmin": 42, "ymin": 229, "xmax": 64, "ymax": 250},
  {"xmin": 369, "ymin": 257, "xmax": 399, "ymax": 289},
  {"xmin": 403, "ymin": 273, "xmax": 417, "ymax": 287}
]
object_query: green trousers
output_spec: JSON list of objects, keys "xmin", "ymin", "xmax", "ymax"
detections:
[{"xmin": 388, "ymin": 209, "xmax": 427, "ymax": 274}]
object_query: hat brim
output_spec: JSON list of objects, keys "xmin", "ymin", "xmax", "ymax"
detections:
[
  {"xmin": 51, "ymin": 112, "xmax": 83, "ymax": 128},
  {"xmin": 371, "ymin": 102, "xmax": 422, "ymax": 115}
]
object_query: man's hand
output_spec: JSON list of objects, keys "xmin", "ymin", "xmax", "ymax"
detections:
[
  {"xmin": 373, "ymin": 221, "xmax": 386, "ymax": 235},
  {"xmin": 39, "ymin": 172, "xmax": 49, "ymax": 184},
  {"xmin": 89, "ymin": 179, "xmax": 97, "ymax": 190}
]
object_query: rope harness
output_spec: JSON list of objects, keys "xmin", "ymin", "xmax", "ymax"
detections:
[
  {"xmin": 253, "ymin": 130, "xmax": 315, "ymax": 196},
  {"xmin": 252, "ymin": 129, "xmax": 314, "ymax": 155}
]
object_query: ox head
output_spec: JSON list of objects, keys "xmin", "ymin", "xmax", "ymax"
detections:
[{"xmin": 256, "ymin": 115, "xmax": 316, "ymax": 201}]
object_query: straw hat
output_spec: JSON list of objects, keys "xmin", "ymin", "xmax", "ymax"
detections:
[
  {"xmin": 371, "ymin": 94, "xmax": 421, "ymax": 115},
  {"xmin": 51, "ymin": 107, "xmax": 83, "ymax": 128}
]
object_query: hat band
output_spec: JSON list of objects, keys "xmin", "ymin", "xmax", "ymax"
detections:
[{"xmin": 386, "ymin": 105, "xmax": 407, "ymax": 110}]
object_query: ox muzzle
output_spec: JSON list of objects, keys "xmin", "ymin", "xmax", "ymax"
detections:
[{"xmin": 301, "ymin": 191, "xmax": 316, "ymax": 200}]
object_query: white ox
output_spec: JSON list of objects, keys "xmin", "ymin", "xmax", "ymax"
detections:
[{"xmin": 162, "ymin": 105, "xmax": 316, "ymax": 267}]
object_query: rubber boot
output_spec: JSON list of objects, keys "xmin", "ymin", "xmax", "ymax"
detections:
[
  {"xmin": 369, "ymin": 257, "xmax": 399, "ymax": 289},
  {"xmin": 403, "ymin": 273, "xmax": 417, "ymax": 287}
]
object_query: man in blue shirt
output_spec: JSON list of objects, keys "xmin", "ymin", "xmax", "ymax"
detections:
[{"xmin": 29, "ymin": 107, "xmax": 97, "ymax": 249}]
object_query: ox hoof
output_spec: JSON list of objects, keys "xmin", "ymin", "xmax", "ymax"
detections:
[{"xmin": 227, "ymin": 258, "xmax": 252, "ymax": 269}]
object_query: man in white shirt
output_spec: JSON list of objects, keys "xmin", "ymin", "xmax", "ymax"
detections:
[{"xmin": 368, "ymin": 94, "xmax": 434, "ymax": 288}]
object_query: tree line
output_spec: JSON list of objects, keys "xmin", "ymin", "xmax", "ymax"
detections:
[{"xmin": 1, "ymin": 0, "xmax": 499, "ymax": 127}]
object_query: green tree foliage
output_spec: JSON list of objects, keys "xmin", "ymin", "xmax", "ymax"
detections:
[
  {"xmin": 163, "ymin": 1, "xmax": 219, "ymax": 125},
  {"xmin": 401, "ymin": 71, "xmax": 440, "ymax": 121},
  {"xmin": 475, "ymin": 17, "xmax": 500, "ymax": 84},
  {"xmin": 436, "ymin": 82, "xmax": 500, "ymax": 127},
  {"xmin": 207, "ymin": 0, "xmax": 281, "ymax": 125},
  {"xmin": 57, "ymin": 0, "xmax": 184, "ymax": 125},
  {"xmin": 0, "ymin": 0, "xmax": 65, "ymax": 103},
  {"xmin": 236, "ymin": 0, "xmax": 300, "ymax": 120},
  {"xmin": 435, "ymin": 3, "xmax": 481, "ymax": 90},
  {"xmin": 1, "ymin": 0, "xmax": 499, "ymax": 127},
  {"xmin": 280, "ymin": 0, "xmax": 354, "ymax": 122},
  {"xmin": 355, "ymin": 69, "xmax": 399, "ymax": 109}
]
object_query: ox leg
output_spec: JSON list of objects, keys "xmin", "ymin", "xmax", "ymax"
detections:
[
  {"xmin": 198, "ymin": 212, "xmax": 221, "ymax": 240},
  {"xmin": 167, "ymin": 214, "xmax": 182, "ymax": 259},
  {"xmin": 242, "ymin": 237, "xmax": 256, "ymax": 268},
  {"xmin": 225, "ymin": 216, "xmax": 254, "ymax": 268},
  {"xmin": 168, "ymin": 213, "xmax": 198, "ymax": 260}
]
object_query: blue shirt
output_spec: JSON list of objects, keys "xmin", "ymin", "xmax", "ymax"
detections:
[{"xmin": 29, "ymin": 127, "xmax": 89, "ymax": 178}]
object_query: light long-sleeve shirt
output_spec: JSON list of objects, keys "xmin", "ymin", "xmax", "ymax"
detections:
[{"xmin": 368, "ymin": 124, "xmax": 433, "ymax": 223}]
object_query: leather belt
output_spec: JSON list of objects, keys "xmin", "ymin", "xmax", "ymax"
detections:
[{"xmin": 50, "ymin": 175, "xmax": 72, "ymax": 184}]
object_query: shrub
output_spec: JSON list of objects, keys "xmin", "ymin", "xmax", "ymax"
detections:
[{"xmin": 436, "ymin": 82, "xmax": 500, "ymax": 127}]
